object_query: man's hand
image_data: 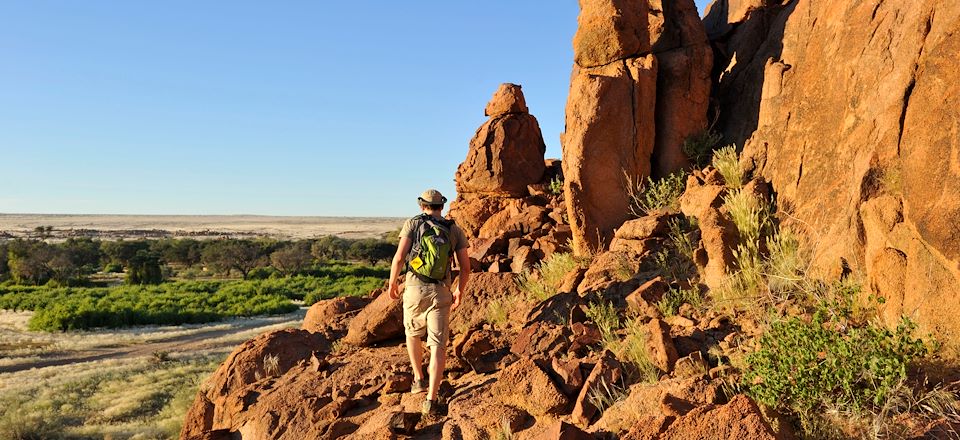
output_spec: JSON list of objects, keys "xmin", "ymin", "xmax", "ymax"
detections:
[
  {"xmin": 388, "ymin": 281, "xmax": 400, "ymax": 300},
  {"xmin": 451, "ymin": 287, "xmax": 462, "ymax": 310}
]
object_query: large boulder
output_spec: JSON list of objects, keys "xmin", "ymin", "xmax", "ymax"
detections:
[
  {"xmin": 179, "ymin": 328, "xmax": 331, "ymax": 437},
  {"xmin": 302, "ymin": 296, "xmax": 370, "ymax": 335},
  {"xmin": 713, "ymin": 0, "xmax": 960, "ymax": 343},
  {"xmin": 450, "ymin": 272, "xmax": 528, "ymax": 336},
  {"xmin": 455, "ymin": 83, "xmax": 547, "ymax": 198},
  {"xmin": 492, "ymin": 357, "xmax": 569, "ymax": 416},
  {"xmin": 573, "ymin": 0, "xmax": 651, "ymax": 68},
  {"xmin": 343, "ymin": 290, "xmax": 404, "ymax": 347},
  {"xmin": 659, "ymin": 394, "xmax": 783, "ymax": 439}
]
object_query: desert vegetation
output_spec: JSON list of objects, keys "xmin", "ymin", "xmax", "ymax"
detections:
[{"xmin": 0, "ymin": 236, "xmax": 393, "ymax": 331}]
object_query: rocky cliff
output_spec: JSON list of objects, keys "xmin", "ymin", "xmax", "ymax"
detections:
[{"xmin": 707, "ymin": 0, "xmax": 960, "ymax": 344}]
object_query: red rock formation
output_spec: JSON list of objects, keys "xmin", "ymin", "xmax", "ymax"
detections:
[
  {"xmin": 710, "ymin": 0, "xmax": 960, "ymax": 343},
  {"xmin": 563, "ymin": 0, "xmax": 712, "ymax": 254},
  {"xmin": 454, "ymin": 83, "xmax": 546, "ymax": 198}
]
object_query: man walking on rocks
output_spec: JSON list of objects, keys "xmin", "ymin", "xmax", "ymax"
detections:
[{"xmin": 388, "ymin": 189, "xmax": 470, "ymax": 416}]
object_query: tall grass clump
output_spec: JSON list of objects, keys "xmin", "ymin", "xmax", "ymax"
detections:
[
  {"xmin": 585, "ymin": 300, "xmax": 658, "ymax": 383},
  {"xmin": 650, "ymin": 218, "xmax": 699, "ymax": 283},
  {"xmin": 517, "ymin": 252, "xmax": 581, "ymax": 302},
  {"xmin": 586, "ymin": 300, "xmax": 621, "ymax": 345},
  {"xmin": 625, "ymin": 171, "xmax": 687, "ymax": 218},
  {"xmin": 616, "ymin": 317, "xmax": 660, "ymax": 383},
  {"xmin": 656, "ymin": 287, "xmax": 704, "ymax": 317},
  {"xmin": 486, "ymin": 297, "xmax": 517, "ymax": 330},
  {"xmin": 712, "ymin": 145, "xmax": 743, "ymax": 190}
]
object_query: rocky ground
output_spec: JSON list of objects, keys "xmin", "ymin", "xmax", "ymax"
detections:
[{"xmin": 179, "ymin": 0, "xmax": 960, "ymax": 438}]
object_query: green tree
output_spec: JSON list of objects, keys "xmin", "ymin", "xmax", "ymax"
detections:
[
  {"xmin": 7, "ymin": 240, "xmax": 54, "ymax": 285},
  {"xmin": 270, "ymin": 242, "xmax": 312, "ymax": 276},
  {"xmin": 348, "ymin": 239, "xmax": 395, "ymax": 265},
  {"xmin": 201, "ymin": 240, "xmax": 264, "ymax": 279},
  {"xmin": 152, "ymin": 238, "xmax": 202, "ymax": 266},
  {"xmin": 61, "ymin": 238, "xmax": 102, "ymax": 275},
  {"xmin": 126, "ymin": 250, "xmax": 164, "ymax": 285},
  {"xmin": 47, "ymin": 249, "xmax": 81, "ymax": 285},
  {"xmin": 0, "ymin": 242, "xmax": 9, "ymax": 281},
  {"xmin": 101, "ymin": 240, "xmax": 151, "ymax": 268},
  {"xmin": 310, "ymin": 236, "xmax": 350, "ymax": 261}
]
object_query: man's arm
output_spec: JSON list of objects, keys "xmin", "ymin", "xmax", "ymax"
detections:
[
  {"xmin": 388, "ymin": 237, "xmax": 413, "ymax": 299},
  {"xmin": 452, "ymin": 246, "xmax": 470, "ymax": 309}
]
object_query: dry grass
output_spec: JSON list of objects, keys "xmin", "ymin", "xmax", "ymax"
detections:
[
  {"xmin": 517, "ymin": 253, "xmax": 583, "ymax": 302},
  {"xmin": 712, "ymin": 145, "xmax": 743, "ymax": 190},
  {"xmin": 0, "ymin": 354, "xmax": 223, "ymax": 439}
]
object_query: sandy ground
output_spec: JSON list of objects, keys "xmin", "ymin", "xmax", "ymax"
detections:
[
  {"xmin": 0, "ymin": 214, "xmax": 404, "ymax": 240},
  {"xmin": 0, "ymin": 308, "xmax": 306, "ymax": 383}
]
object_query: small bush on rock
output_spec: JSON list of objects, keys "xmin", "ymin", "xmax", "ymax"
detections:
[
  {"xmin": 656, "ymin": 287, "xmax": 704, "ymax": 317},
  {"xmin": 625, "ymin": 171, "xmax": 687, "ymax": 218}
]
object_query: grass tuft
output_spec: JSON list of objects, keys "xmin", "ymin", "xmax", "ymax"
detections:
[
  {"xmin": 712, "ymin": 145, "xmax": 743, "ymax": 190},
  {"xmin": 655, "ymin": 287, "xmax": 704, "ymax": 317},
  {"xmin": 517, "ymin": 253, "xmax": 581, "ymax": 302}
]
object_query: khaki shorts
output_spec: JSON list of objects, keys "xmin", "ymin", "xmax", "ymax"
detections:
[{"xmin": 402, "ymin": 275, "xmax": 453, "ymax": 348}]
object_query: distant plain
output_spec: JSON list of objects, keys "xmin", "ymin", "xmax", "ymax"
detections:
[{"xmin": 0, "ymin": 214, "xmax": 405, "ymax": 240}]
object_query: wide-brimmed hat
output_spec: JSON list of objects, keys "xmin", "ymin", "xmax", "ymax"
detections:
[{"xmin": 418, "ymin": 189, "xmax": 447, "ymax": 205}]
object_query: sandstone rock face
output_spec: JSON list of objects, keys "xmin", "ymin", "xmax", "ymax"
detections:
[
  {"xmin": 563, "ymin": 55, "xmax": 658, "ymax": 254},
  {"xmin": 302, "ymin": 296, "xmax": 369, "ymax": 335},
  {"xmin": 712, "ymin": 0, "xmax": 960, "ymax": 344},
  {"xmin": 660, "ymin": 394, "xmax": 781, "ymax": 439},
  {"xmin": 649, "ymin": 0, "xmax": 713, "ymax": 178},
  {"xmin": 563, "ymin": 0, "xmax": 712, "ymax": 253},
  {"xmin": 492, "ymin": 357, "xmax": 569, "ymax": 416},
  {"xmin": 455, "ymin": 83, "xmax": 546, "ymax": 198}
]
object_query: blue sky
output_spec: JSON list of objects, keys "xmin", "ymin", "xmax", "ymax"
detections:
[{"xmin": 0, "ymin": 1, "xmax": 711, "ymax": 217}]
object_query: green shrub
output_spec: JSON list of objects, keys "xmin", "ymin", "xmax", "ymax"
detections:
[
  {"xmin": 517, "ymin": 253, "xmax": 581, "ymax": 302},
  {"xmin": 549, "ymin": 175, "xmax": 564, "ymax": 195},
  {"xmin": 745, "ymin": 311, "xmax": 928, "ymax": 419},
  {"xmin": 626, "ymin": 171, "xmax": 687, "ymax": 218},
  {"xmin": 682, "ymin": 129, "xmax": 724, "ymax": 168},
  {"xmin": 102, "ymin": 262, "xmax": 123, "ymax": 273},
  {"xmin": 712, "ymin": 145, "xmax": 743, "ymax": 190}
]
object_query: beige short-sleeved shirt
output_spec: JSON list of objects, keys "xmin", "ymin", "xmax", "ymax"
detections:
[{"xmin": 398, "ymin": 215, "xmax": 468, "ymax": 287}]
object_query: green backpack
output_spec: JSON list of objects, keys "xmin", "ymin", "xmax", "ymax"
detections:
[{"xmin": 407, "ymin": 214, "xmax": 455, "ymax": 281}]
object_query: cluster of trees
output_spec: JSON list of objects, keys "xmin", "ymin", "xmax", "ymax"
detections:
[{"xmin": 0, "ymin": 235, "xmax": 397, "ymax": 287}]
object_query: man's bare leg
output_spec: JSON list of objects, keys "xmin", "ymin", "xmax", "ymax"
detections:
[
  {"xmin": 406, "ymin": 336, "xmax": 425, "ymax": 383},
  {"xmin": 427, "ymin": 344, "xmax": 446, "ymax": 401}
]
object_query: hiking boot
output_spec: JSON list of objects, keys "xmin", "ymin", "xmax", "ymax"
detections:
[
  {"xmin": 410, "ymin": 378, "xmax": 427, "ymax": 394},
  {"xmin": 421, "ymin": 399, "xmax": 442, "ymax": 417}
]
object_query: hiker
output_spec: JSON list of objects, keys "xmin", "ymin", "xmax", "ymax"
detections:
[{"xmin": 388, "ymin": 189, "xmax": 470, "ymax": 416}]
